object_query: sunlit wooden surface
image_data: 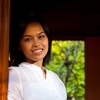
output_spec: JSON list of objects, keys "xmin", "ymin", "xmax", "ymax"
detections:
[{"xmin": 0, "ymin": 0, "xmax": 10, "ymax": 99}]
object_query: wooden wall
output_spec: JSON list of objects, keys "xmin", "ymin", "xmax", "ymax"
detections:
[{"xmin": 85, "ymin": 37, "xmax": 100, "ymax": 100}]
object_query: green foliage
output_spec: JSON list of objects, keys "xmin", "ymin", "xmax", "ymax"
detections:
[{"xmin": 46, "ymin": 40, "xmax": 85, "ymax": 100}]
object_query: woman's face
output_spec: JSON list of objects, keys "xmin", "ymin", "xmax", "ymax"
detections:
[{"xmin": 19, "ymin": 22, "xmax": 49, "ymax": 65}]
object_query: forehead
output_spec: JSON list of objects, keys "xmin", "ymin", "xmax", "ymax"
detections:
[{"xmin": 24, "ymin": 22, "xmax": 44, "ymax": 32}]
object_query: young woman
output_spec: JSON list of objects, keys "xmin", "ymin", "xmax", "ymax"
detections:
[{"xmin": 8, "ymin": 15, "xmax": 67, "ymax": 100}]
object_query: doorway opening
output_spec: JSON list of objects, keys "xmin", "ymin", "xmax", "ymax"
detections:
[{"xmin": 46, "ymin": 40, "xmax": 85, "ymax": 100}]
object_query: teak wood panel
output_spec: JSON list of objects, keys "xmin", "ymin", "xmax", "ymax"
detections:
[{"xmin": 0, "ymin": 0, "xmax": 10, "ymax": 99}]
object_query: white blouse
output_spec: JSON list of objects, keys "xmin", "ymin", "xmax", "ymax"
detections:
[{"xmin": 8, "ymin": 62, "xmax": 67, "ymax": 100}]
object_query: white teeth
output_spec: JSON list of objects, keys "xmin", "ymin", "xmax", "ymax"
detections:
[{"xmin": 33, "ymin": 49, "xmax": 42, "ymax": 53}]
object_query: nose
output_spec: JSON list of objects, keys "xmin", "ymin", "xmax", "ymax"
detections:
[{"xmin": 32, "ymin": 39, "xmax": 40, "ymax": 47}]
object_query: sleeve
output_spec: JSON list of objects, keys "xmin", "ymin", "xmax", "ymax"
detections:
[{"xmin": 7, "ymin": 67, "xmax": 23, "ymax": 100}]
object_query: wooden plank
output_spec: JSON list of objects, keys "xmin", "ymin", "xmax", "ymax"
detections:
[
  {"xmin": 0, "ymin": 0, "xmax": 10, "ymax": 99},
  {"xmin": 85, "ymin": 37, "xmax": 100, "ymax": 100}
]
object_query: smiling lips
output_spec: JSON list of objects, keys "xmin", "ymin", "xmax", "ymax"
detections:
[{"xmin": 32, "ymin": 49, "xmax": 43, "ymax": 54}]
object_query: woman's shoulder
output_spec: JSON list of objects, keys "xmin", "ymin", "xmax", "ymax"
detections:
[
  {"xmin": 47, "ymin": 69, "xmax": 62, "ymax": 82},
  {"xmin": 9, "ymin": 66, "xmax": 20, "ymax": 74},
  {"xmin": 8, "ymin": 66, "xmax": 24, "ymax": 81},
  {"xmin": 47, "ymin": 69, "xmax": 57, "ymax": 76},
  {"xmin": 8, "ymin": 66, "xmax": 20, "ymax": 78},
  {"xmin": 9, "ymin": 63, "xmax": 25, "ymax": 73}
]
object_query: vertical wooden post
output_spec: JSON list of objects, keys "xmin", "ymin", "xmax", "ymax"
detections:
[
  {"xmin": 0, "ymin": 0, "xmax": 10, "ymax": 99},
  {"xmin": 85, "ymin": 37, "xmax": 100, "ymax": 100}
]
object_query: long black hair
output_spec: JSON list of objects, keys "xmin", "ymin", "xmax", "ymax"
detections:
[{"xmin": 10, "ymin": 14, "xmax": 52, "ymax": 66}]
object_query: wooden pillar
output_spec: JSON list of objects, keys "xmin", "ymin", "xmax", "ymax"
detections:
[
  {"xmin": 85, "ymin": 37, "xmax": 100, "ymax": 100},
  {"xmin": 0, "ymin": 0, "xmax": 10, "ymax": 99}
]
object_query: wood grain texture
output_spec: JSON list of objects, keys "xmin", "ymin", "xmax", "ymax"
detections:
[{"xmin": 0, "ymin": 0, "xmax": 10, "ymax": 99}]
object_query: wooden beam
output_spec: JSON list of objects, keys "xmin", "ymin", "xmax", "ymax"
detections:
[{"xmin": 0, "ymin": 0, "xmax": 10, "ymax": 99}]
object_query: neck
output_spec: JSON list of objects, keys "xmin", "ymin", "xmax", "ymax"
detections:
[{"xmin": 25, "ymin": 59, "xmax": 43, "ymax": 68}]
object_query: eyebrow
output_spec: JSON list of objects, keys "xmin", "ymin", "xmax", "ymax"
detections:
[{"xmin": 22, "ymin": 32, "xmax": 45, "ymax": 37}]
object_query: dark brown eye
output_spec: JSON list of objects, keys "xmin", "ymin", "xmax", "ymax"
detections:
[
  {"xmin": 24, "ymin": 38, "xmax": 32, "ymax": 42},
  {"xmin": 38, "ymin": 35, "xmax": 45, "ymax": 39}
]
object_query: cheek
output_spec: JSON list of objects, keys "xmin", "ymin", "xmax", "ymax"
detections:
[{"xmin": 20, "ymin": 43, "xmax": 30, "ymax": 53}]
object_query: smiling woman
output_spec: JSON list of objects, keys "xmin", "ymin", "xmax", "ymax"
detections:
[
  {"xmin": 19, "ymin": 22, "xmax": 49, "ymax": 66},
  {"xmin": 8, "ymin": 14, "xmax": 67, "ymax": 100}
]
